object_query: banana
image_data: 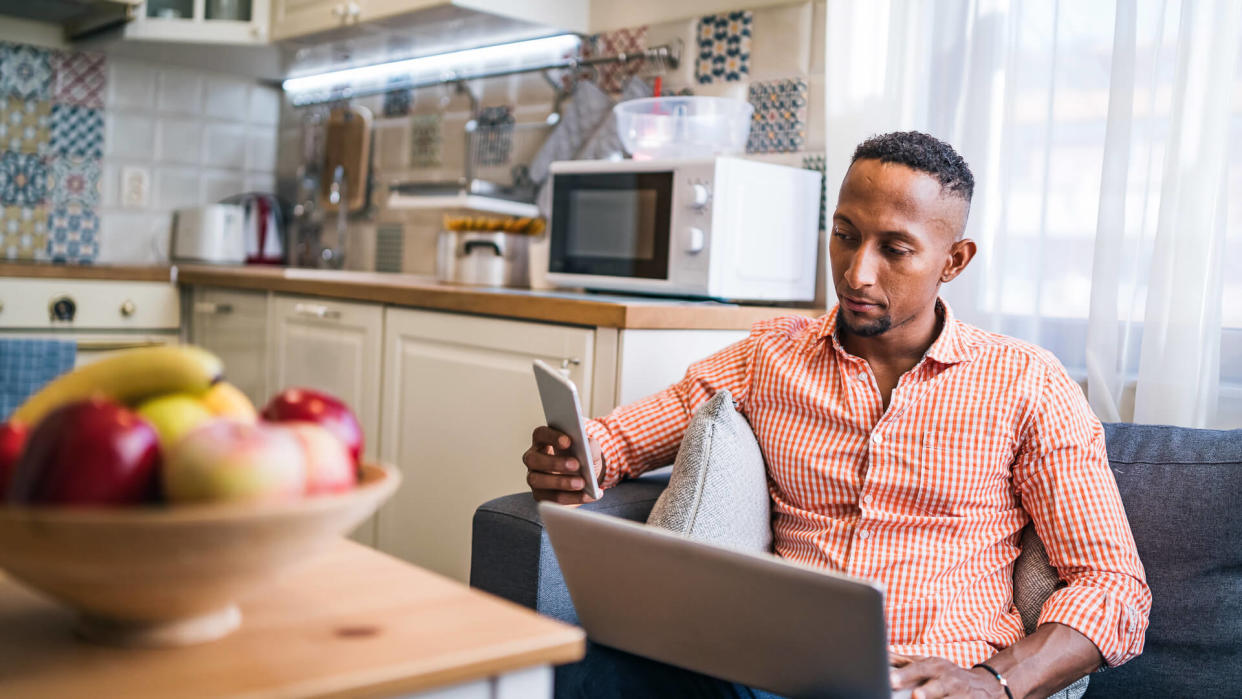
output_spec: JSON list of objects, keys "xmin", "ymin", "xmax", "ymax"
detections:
[{"xmin": 12, "ymin": 345, "xmax": 224, "ymax": 427}]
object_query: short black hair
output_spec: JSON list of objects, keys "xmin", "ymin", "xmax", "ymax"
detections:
[{"xmin": 851, "ymin": 131, "xmax": 974, "ymax": 202}]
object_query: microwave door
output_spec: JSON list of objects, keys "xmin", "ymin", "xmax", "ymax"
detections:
[{"xmin": 549, "ymin": 172, "xmax": 674, "ymax": 280}]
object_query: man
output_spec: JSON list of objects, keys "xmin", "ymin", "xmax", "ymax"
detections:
[{"xmin": 523, "ymin": 132, "xmax": 1151, "ymax": 699}]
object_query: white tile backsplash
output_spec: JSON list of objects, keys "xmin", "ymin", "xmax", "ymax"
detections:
[
  {"xmin": 106, "ymin": 112, "xmax": 157, "ymax": 159},
  {"xmin": 204, "ymin": 123, "xmax": 249, "ymax": 169},
  {"xmin": 99, "ymin": 60, "xmax": 279, "ymax": 263},
  {"xmin": 203, "ymin": 77, "xmax": 252, "ymax": 121},
  {"xmin": 156, "ymin": 118, "xmax": 204, "ymax": 165},
  {"xmin": 157, "ymin": 69, "xmax": 204, "ymax": 115},
  {"xmin": 751, "ymin": 2, "xmax": 814, "ymax": 80},
  {"xmin": 108, "ymin": 60, "xmax": 157, "ymax": 110}
]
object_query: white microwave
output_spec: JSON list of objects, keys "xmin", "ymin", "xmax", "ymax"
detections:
[{"xmin": 546, "ymin": 157, "xmax": 823, "ymax": 301}]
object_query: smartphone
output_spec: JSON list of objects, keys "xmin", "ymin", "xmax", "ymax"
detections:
[{"xmin": 532, "ymin": 359, "xmax": 603, "ymax": 500}]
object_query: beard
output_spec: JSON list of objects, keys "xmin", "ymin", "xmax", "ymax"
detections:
[{"xmin": 840, "ymin": 310, "xmax": 892, "ymax": 337}]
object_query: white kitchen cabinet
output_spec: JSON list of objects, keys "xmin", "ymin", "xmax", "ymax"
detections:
[
  {"xmin": 377, "ymin": 307, "xmax": 594, "ymax": 581},
  {"xmin": 188, "ymin": 287, "xmax": 270, "ymax": 408},
  {"xmin": 270, "ymin": 0, "xmax": 588, "ymax": 41},
  {"xmin": 122, "ymin": 0, "xmax": 271, "ymax": 43},
  {"xmin": 269, "ymin": 294, "xmax": 384, "ymax": 545},
  {"xmin": 269, "ymin": 0, "xmax": 354, "ymax": 41}
]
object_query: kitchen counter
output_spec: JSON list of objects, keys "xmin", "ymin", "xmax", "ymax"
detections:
[
  {"xmin": 0, "ymin": 262, "xmax": 174, "ymax": 283},
  {"xmin": 0, "ymin": 540, "xmax": 584, "ymax": 698},
  {"xmin": 176, "ymin": 264, "xmax": 820, "ymax": 330}
]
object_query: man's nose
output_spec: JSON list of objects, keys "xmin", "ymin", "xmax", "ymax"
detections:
[{"xmin": 844, "ymin": 246, "xmax": 878, "ymax": 289}]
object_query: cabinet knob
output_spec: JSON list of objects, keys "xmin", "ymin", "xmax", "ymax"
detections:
[
  {"xmin": 346, "ymin": 2, "xmax": 361, "ymax": 18},
  {"xmin": 120, "ymin": 300, "xmax": 136, "ymax": 318},
  {"xmin": 560, "ymin": 358, "xmax": 581, "ymax": 371},
  {"xmin": 294, "ymin": 303, "xmax": 341, "ymax": 320},
  {"xmin": 331, "ymin": 4, "xmax": 347, "ymax": 17},
  {"xmin": 194, "ymin": 301, "xmax": 233, "ymax": 315}
]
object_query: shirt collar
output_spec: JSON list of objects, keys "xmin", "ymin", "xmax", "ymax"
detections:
[{"xmin": 814, "ymin": 298, "xmax": 973, "ymax": 365}]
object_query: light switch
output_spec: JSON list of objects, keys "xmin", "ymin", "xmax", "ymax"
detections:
[{"xmin": 121, "ymin": 166, "xmax": 150, "ymax": 208}]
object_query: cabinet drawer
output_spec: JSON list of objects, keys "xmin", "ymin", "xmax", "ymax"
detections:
[{"xmin": 0, "ymin": 279, "xmax": 179, "ymax": 329}]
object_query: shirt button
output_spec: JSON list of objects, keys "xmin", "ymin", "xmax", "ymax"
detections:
[
  {"xmin": 856, "ymin": 372, "xmax": 867, "ymax": 382},
  {"xmin": 870, "ymin": 432, "xmax": 882, "ymax": 445},
  {"xmin": 862, "ymin": 494, "xmax": 873, "ymax": 505},
  {"xmin": 857, "ymin": 529, "xmax": 871, "ymax": 540}
]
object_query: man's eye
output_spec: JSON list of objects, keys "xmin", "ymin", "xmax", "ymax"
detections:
[
  {"xmin": 832, "ymin": 230, "xmax": 856, "ymax": 241},
  {"xmin": 884, "ymin": 246, "xmax": 911, "ymax": 256}
]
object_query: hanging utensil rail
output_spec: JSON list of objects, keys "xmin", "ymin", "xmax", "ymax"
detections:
[{"xmin": 289, "ymin": 41, "xmax": 681, "ymax": 106}]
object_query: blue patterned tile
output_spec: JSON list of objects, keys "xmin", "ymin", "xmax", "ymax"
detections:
[
  {"xmin": 382, "ymin": 77, "xmax": 411, "ymax": 117},
  {"xmin": 49, "ymin": 155, "xmax": 100, "ymax": 208},
  {"xmin": 410, "ymin": 113, "xmax": 442, "ymax": 168},
  {"xmin": 746, "ymin": 78, "xmax": 808, "ymax": 154},
  {"xmin": 0, "ymin": 205, "xmax": 47, "ymax": 260},
  {"xmin": 0, "ymin": 152, "xmax": 48, "ymax": 206},
  {"xmin": 0, "ymin": 43, "xmax": 52, "ymax": 100},
  {"xmin": 696, "ymin": 12, "xmax": 752, "ymax": 84},
  {"xmin": 47, "ymin": 203, "xmax": 98, "ymax": 264},
  {"xmin": 49, "ymin": 104, "xmax": 103, "ymax": 159},
  {"xmin": 0, "ymin": 97, "xmax": 50, "ymax": 155}
]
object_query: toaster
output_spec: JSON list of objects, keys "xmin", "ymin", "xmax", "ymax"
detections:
[{"xmin": 171, "ymin": 204, "xmax": 246, "ymax": 264}]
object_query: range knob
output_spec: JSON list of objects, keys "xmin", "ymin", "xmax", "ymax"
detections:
[
  {"xmin": 50, "ymin": 296, "xmax": 76, "ymax": 322},
  {"xmin": 120, "ymin": 300, "xmax": 136, "ymax": 317},
  {"xmin": 685, "ymin": 227, "xmax": 705, "ymax": 254},
  {"xmin": 687, "ymin": 183, "xmax": 711, "ymax": 209}
]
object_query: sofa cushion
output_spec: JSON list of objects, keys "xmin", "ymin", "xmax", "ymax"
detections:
[
  {"xmin": 646, "ymin": 390, "xmax": 772, "ymax": 553},
  {"xmin": 1083, "ymin": 424, "xmax": 1242, "ymax": 698}
]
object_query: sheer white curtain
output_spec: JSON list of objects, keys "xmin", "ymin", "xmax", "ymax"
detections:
[{"xmin": 822, "ymin": 0, "xmax": 1242, "ymax": 428}]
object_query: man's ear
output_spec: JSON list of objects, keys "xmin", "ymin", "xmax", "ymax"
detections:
[{"xmin": 940, "ymin": 238, "xmax": 977, "ymax": 283}]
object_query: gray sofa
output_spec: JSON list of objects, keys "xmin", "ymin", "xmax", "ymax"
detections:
[{"xmin": 471, "ymin": 423, "xmax": 1242, "ymax": 698}]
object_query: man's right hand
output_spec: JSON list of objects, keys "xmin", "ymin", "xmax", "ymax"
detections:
[{"xmin": 523, "ymin": 426, "xmax": 604, "ymax": 504}]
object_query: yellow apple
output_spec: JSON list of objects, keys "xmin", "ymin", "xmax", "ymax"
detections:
[
  {"xmin": 202, "ymin": 382, "xmax": 258, "ymax": 422},
  {"xmin": 163, "ymin": 419, "xmax": 307, "ymax": 504},
  {"xmin": 135, "ymin": 393, "xmax": 215, "ymax": 449}
]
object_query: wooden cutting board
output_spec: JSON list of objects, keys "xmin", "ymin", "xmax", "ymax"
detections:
[
  {"xmin": 0, "ymin": 540, "xmax": 584, "ymax": 698},
  {"xmin": 321, "ymin": 105, "xmax": 373, "ymax": 214}
]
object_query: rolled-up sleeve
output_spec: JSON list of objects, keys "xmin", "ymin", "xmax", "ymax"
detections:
[
  {"xmin": 1012, "ymin": 361, "xmax": 1152, "ymax": 667},
  {"xmin": 584, "ymin": 331, "xmax": 755, "ymax": 489}
]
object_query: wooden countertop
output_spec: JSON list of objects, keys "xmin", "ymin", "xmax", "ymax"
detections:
[
  {"xmin": 0, "ymin": 540, "xmax": 584, "ymax": 699},
  {"xmin": 176, "ymin": 264, "xmax": 820, "ymax": 330},
  {"xmin": 0, "ymin": 262, "xmax": 174, "ymax": 283}
]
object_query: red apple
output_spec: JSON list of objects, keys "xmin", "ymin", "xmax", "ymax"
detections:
[
  {"xmin": 163, "ymin": 419, "xmax": 307, "ymax": 504},
  {"xmin": 8, "ymin": 399, "xmax": 161, "ymax": 506},
  {"xmin": 0, "ymin": 420, "xmax": 29, "ymax": 499},
  {"xmin": 261, "ymin": 388, "xmax": 363, "ymax": 465},
  {"xmin": 285, "ymin": 422, "xmax": 356, "ymax": 494}
]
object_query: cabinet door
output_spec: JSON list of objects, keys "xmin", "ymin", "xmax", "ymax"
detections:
[
  {"xmin": 269, "ymin": 0, "xmax": 350, "ymax": 41},
  {"xmin": 189, "ymin": 287, "xmax": 269, "ymax": 407},
  {"xmin": 269, "ymin": 295, "xmax": 384, "ymax": 545},
  {"xmin": 378, "ymin": 308, "xmax": 594, "ymax": 582}
]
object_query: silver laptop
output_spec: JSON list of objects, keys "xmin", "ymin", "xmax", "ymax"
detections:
[{"xmin": 540, "ymin": 503, "xmax": 907, "ymax": 699}]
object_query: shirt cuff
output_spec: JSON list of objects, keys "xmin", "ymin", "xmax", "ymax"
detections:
[
  {"xmin": 1037, "ymin": 585, "xmax": 1147, "ymax": 668},
  {"xmin": 584, "ymin": 418, "xmax": 625, "ymax": 490}
]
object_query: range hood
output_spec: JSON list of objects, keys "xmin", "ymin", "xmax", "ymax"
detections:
[{"xmin": 0, "ymin": 0, "xmax": 139, "ymax": 40}]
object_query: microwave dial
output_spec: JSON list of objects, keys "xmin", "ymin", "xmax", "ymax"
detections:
[{"xmin": 687, "ymin": 182, "xmax": 712, "ymax": 210}]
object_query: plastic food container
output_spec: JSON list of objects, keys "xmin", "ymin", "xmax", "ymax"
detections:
[{"xmin": 614, "ymin": 97, "xmax": 754, "ymax": 160}]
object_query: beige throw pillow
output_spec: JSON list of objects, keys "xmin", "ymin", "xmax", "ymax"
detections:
[{"xmin": 646, "ymin": 390, "xmax": 772, "ymax": 553}]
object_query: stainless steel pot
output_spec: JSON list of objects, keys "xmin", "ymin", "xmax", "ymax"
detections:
[{"xmin": 436, "ymin": 230, "xmax": 531, "ymax": 288}]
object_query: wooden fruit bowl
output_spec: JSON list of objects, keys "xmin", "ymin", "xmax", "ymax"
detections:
[{"xmin": 0, "ymin": 463, "xmax": 399, "ymax": 648}]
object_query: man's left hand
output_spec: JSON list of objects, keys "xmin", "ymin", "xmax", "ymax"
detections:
[{"xmin": 890, "ymin": 654, "xmax": 1007, "ymax": 699}]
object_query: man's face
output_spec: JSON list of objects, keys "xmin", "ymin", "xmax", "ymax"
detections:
[{"xmin": 829, "ymin": 159, "xmax": 971, "ymax": 338}]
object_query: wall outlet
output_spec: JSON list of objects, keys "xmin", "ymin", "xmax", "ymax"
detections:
[{"xmin": 121, "ymin": 166, "xmax": 151, "ymax": 208}]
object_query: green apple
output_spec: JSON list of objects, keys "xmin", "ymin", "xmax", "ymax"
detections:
[
  {"xmin": 163, "ymin": 419, "xmax": 307, "ymax": 504},
  {"xmin": 136, "ymin": 393, "xmax": 215, "ymax": 449}
]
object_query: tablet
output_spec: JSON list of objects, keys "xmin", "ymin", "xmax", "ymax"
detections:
[{"xmin": 532, "ymin": 360, "xmax": 603, "ymax": 500}]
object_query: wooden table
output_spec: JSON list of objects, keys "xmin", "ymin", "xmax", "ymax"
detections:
[{"xmin": 0, "ymin": 541, "xmax": 585, "ymax": 698}]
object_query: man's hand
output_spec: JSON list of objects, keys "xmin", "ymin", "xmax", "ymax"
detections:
[
  {"xmin": 522, "ymin": 426, "xmax": 604, "ymax": 504},
  {"xmin": 890, "ymin": 654, "xmax": 1007, "ymax": 699}
]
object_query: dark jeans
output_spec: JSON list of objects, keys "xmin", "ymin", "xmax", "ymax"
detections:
[{"xmin": 555, "ymin": 641, "xmax": 788, "ymax": 699}]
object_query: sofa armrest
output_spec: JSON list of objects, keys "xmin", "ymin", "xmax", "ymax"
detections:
[{"xmin": 470, "ymin": 469, "xmax": 670, "ymax": 624}]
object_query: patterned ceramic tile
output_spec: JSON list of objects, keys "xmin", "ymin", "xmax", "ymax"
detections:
[
  {"xmin": 53, "ymin": 50, "xmax": 106, "ymax": 109},
  {"xmin": 0, "ymin": 204, "xmax": 48, "ymax": 260},
  {"xmin": 746, "ymin": 78, "xmax": 808, "ymax": 154},
  {"xmin": 696, "ymin": 12, "xmax": 752, "ymax": 84},
  {"xmin": 472, "ymin": 106, "xmax": 514, "ymax": 167},
  {"xmin": 585, "ymin": 27, "xmax": 648, "ymax": 93},
  {"xmin": 46, "ymin": 203, "xmax": 98, "ymax": 263},
  {"xmin": 382, "ymin": 77, "xmax": 411, "ymax": 117},
  {"xmin": 801, "ymin": 154, "xmax": 827, "ymax": 231},
  {"xmin": 0, "ymin": 43, "xmax": 52, "ymax": 100},
  {"xmin": 0, "ymin": 152, "xmax": 48, "ymax": 206},
  {"xmin": 49, "ymin": 103, "xmax": 103, "ymax": 159},
  {"xmin": 0, "ymin": 97, "xmax": 50, "ymax": 154},
  {"xmin": 410, "ymin": 113, "xmax": 442, "ymax": 168},
  {"xmin": 49, "ymin": 155, "xmax": 100, "ymax": 208}
]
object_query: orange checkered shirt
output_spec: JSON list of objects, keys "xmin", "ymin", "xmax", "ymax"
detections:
[{"xmin": 584, "ymin": 302, "xmax": 1151, "ymax": 668}]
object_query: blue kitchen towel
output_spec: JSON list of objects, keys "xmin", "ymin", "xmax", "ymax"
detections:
[{"xmin": 0, "ymin": 338, "xmax": 76, "ymax": 422}]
